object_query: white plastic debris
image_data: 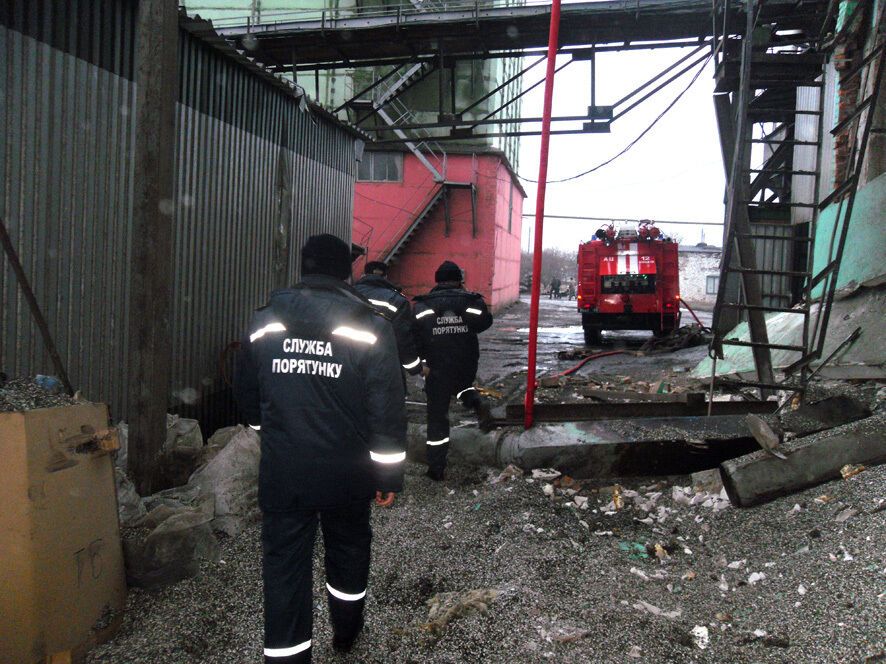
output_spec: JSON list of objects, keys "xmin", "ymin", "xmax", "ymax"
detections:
[
  {"xmin": 690, "ymin": 625, "xmax": 710, "ymax": 650},
  {"xmin": 727, "ymin": 559, "xmax": 747, "ymax": 569},
  {"xmin": 627, "ymin": 645, "xmax": 642, "ymax": 658},
  {"xmin": 671, "ymin": 486, "xmax": 692, "ymax": 506},
  {"xmin": 542, "ymin": 484, "xmax": 555, "ymax": 497},
  {"xmin": 798, "ymin": 584, "xmax": 807, "ymax": 596},
  {"xmin": 630, "ymin": 567, "xmax": 650, "ymax": 582},
  {"xmin": 835, "ymin": 507, "xmax": 858, "ymax": 523},
  {"xmin": 531, "ymin": 468, "xmax": 561, "ymax": 480},
  {"xmin": 574, "ymin": 495, "xmax": 589, "ymax": 509},
  {"xmin": 748, "ymin": 572, "xmax": 766, "ymax": 585},
  {"xmin": 632, "ymin": 601, "xmax": 681, "ymax": 619}
]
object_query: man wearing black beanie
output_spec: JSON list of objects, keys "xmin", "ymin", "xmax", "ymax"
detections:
[
  {"xmin": 234, "ymin": 234, "xmax": 406, "ymax": 663},
  {"xmin": 354, "ymin": 261, "xmax": 422, "ymax": 380},
  {"xmin": 412, "ymin": 260, "xmax": 493, "ymax": 481}
]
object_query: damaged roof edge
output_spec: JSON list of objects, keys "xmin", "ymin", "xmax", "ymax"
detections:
[{"xmin": 178, "ymin": 10, "xmax": 371, "ymax": 143}]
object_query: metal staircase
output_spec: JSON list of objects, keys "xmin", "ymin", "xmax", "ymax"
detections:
[
  {"xmin": 347, "ymin": 59, "xmax": 449, "ymax": 181},
  {"xmin": 709, "ymin": 0, "xmax": 883, "ymax": 396},
  {"xmin": 382, "ymin": 181, "xmax": 475, "ymax": 264}
]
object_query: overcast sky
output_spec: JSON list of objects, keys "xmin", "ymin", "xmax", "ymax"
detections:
[{"xmin": 517, "ymin": 46, "xmax": 727, "ymax": 252}]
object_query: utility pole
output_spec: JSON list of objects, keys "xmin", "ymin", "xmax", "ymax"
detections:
[{"xmin": 128, "ymin": 0, "xmax": 178, "ymax": 495}]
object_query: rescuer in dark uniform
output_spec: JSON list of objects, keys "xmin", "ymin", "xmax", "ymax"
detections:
[
  {"xmin": 413, "ymin": 260, "xmax": 493, "ymax": 481},
  {"xmin": 234, "ymin": 234, "xmax": 406, "ymax": 663},
  {"xmin": 354, "ymin": 260, "xmax": 423, "ymax": 379}
]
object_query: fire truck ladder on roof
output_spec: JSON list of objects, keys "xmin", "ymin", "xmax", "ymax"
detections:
[{"xmin": 709, "ymin": 0, "xmax": 883, "ymax": 397}]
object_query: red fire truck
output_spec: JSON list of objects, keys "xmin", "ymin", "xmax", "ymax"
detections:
[{"xmin": 577, "ymin": 222, "xmax": 680, "ymax": 345}]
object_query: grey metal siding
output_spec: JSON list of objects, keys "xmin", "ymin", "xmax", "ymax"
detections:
[{"xmin": 1, "ymin": 6, "xmax": 356, "ymax": 425}]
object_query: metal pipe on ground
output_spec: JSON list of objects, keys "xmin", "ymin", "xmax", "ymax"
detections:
[{"xmin": 407, "ymin": 414, "xmax": 765, "ymax": 478}]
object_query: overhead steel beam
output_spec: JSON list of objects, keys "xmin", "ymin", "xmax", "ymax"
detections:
[{"xmin": 215, "ymin": 0, "xmax": 828, "ymax": 70}]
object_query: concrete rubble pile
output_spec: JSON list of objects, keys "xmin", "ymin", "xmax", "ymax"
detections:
[{"xmin": 115, "ymin": 421, "xmax": 261, "ymax": 588}]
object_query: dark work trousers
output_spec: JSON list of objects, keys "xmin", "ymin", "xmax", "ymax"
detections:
[
  {"xmin": 425, "ymin": 369, "xmax": 480, "ymax": 473},
  {"xmin": 262, "ymin": 500, "xmax": 372, "ymax": 663}
]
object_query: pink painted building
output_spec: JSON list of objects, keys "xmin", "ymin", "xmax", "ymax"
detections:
[{"xmin": 353, "ymin": 148, "xmax": 525, "ymax": 312}]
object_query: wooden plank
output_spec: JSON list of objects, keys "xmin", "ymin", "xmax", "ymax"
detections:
[{"xmin": 127, "ymin": 0, "xmax": 179, "ymax": 495}]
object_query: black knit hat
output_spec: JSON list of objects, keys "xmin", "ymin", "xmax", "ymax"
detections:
[
  {"xmin": 435, "ymin": 260, "xmax": 463, "ymax": 283},
  {"xmin": 301, "ymin": 234, "xmax": 351, "ymax": 280},
  {"xmin": 364, "ymin": 260, "xmax": 388, "ymax": 276}
]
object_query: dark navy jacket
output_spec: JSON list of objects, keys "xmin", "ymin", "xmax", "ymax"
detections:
[
  {"xmin": 412, "ymin": 285, "xmax": 493, "ymax": 375},
  {"xmin": 234, "ymin": 274, "xmax": 406, "ymax": 512},
  {"xmin": 354, "ymin": 274, "xmax": 422, "ymax": 374}
]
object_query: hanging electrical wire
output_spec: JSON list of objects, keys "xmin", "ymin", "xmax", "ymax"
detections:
[{"xmin": 518, "ymin": 52, "xmax": 713, "ymax": 184}]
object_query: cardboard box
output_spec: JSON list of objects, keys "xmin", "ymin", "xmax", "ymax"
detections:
[{"xmin": 0, "ymin": 403, "xmax": 126, "ymax": 663}]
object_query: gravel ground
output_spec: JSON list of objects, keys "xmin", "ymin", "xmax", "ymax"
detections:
[
  {"xmin": 0, "ymin": 376, "xmax": 77, "ymax": 411},
  {"xmin": 87, "ymin": 297, "xmax": 885, "ymax": 663},
  {"xmin": 89, "ymin": 457, "xmax": 885, "ymax": 663}
]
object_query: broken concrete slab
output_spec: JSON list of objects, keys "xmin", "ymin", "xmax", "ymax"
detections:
[
  {"xmin": 720, "ymin": 413, "xmax": 886, "ymax": 507},
  {"xmin": 781, "ymin": 395, "xmax": 872, "ymax": 434},
  {"xmin": 691, "ymin": 469, "xmax": 724, "ymax": 494},
  {"xmin": 746, "ymin": 414, "xmax": 786, "ymax": 459}
]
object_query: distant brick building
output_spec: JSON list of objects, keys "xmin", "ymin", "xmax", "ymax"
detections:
[
  {"xmin": 678, "ymin": 244, "xmax": 722, "ymax": 309},
  {"xmin": 353, "ymin": 148, "xmax": 525, "ymax": 312}
]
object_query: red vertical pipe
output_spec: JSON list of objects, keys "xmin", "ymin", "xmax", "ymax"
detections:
[{"xmin": 524, "ymin": 0, "xmax": 562, "ymax": 429}]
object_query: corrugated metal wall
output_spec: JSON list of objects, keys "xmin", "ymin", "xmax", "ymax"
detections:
[{"xmin": 1, "ymin": 1, "xmax": 357, "ymax": 427}]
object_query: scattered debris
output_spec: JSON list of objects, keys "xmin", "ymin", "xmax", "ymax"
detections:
[
  {"xmin": 840, "ymin": 464, "xmax": 866, "ymax": 479},
  {"xmin": 632, "ymin": 600, "xmax": 681, "ymax": 620},
  {"xmin": 531, "ymin": 468, "xmax": 561, "ymax": 481},
  {"xmin": 619, "ymin": 542, "xmax": 649, "ymax": 559},
  {"xmin": 690, "ymin": 625, "xmax": 710, "ymax": 650},
  {"xmin": 491, "ymin": 464, "xmax": 524, "ymax": 483},
  {"xmin": 691, "ymin": 468, "xmax": 724, "ymax": 493},
  {"xmin": 422, "ymin": 589, "xmax": 501, "ymax": 635},
  {"xmin": 834, "ymin": 507, "xmax": 859, "ymax": 523},
  {"xmin": 746, "ymin": 414, "xmax": 787, "ymax": 459},
  {"xmin": 0, "ymin": 376, "xmax": 78, "ymax": 411},
  {"xmin": 748, "ymin": 572, "xmax": 766, "ymax": 585},
  {"xmin": 612, "ymin": 484, "xmax": 624, "ymax": 510}
]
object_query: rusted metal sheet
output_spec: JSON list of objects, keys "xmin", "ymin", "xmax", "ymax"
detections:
[{"xmin": 0, "ymin": 0, "xmax": 358, "ymax": 427}]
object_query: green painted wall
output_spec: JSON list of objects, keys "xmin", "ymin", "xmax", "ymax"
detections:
[{"xmin": 813, "ymin": 170, "xmax": 886, "ymax": 296}]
